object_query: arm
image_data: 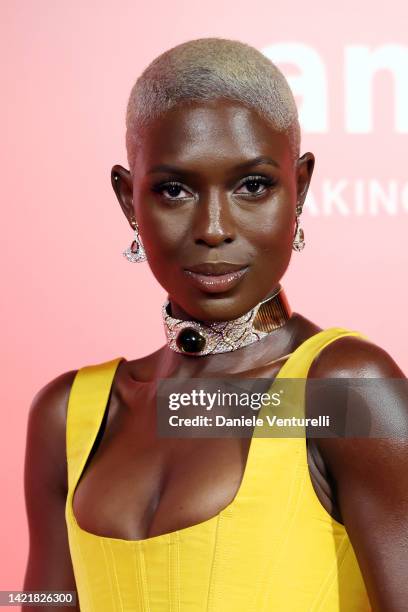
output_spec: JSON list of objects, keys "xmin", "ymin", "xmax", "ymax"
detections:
[
  {"xmin": 309, "ymin": 337, "xmax": 408, "ymax": 612},
  {"xmin": 22, "ymin": 369, "xmax": 80, "ymax": 611}
]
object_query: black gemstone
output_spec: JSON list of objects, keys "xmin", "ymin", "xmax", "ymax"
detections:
[{"xmin": 176, "ymin": 327, "xmax": 206, "ymax": 353}]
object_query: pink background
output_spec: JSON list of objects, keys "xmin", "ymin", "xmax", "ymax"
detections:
[{"xmin": 2, "ymin": 0, "xmax": 407, "ymax": 598}]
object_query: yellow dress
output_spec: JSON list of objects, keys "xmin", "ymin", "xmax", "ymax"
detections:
[{"xmin": 65, "ymin": 327, "xmax": 372, "ymax": 611}]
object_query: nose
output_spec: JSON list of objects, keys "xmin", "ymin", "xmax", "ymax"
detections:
[{"xmin": 191, "ymin": 189, "xmax": 236, "ymax": 247}]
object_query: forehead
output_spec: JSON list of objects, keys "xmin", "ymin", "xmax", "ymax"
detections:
[{"xmin": 134, "ymin": 99, "xmax": 292, "ymax": 172}]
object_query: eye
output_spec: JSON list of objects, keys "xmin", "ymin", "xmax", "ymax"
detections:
[
  {"xmin": 152, "ymin": 181, "xmax": 193, "ymax": 201},
  {"xmin": 151, "ymin": 174, "xmax": 277, "ymax": 202},
  {"xmin": 235, "ymin": 175, "xmax": 277, "ymax": 197}
]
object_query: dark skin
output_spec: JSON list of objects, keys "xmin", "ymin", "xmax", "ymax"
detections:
[{"xmin": 23, "ymin": 99, "xmax": 408, "ymax": 611}]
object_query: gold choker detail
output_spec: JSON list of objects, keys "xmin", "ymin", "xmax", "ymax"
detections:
[{"xmin": 162, "ymin": 284, "xmax": 292, "ymax": 356}]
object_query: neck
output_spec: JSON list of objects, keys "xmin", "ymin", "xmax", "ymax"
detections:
[
  {"xmin": 162, "ymin": 284, "xmax": 291, "ymax": 358},
  {"xmin": 158, "ymin": 311, "xmax": 297, "ymax": 378}
]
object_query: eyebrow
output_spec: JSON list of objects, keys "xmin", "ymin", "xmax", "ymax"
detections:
[
  {"xmin": 234, "ymin": 156, "xmax": 281, "ymax": 170},
  {"xmin": 146, "ymin": 156, "xmax": 280, "ymax": 175}
]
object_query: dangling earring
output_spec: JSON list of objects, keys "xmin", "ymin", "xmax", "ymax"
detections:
[
  {"xmin": 123, "ymin": 216, "xmax": 147, "ymax": 262},
  {"xmin": 292, "ymin": 203, "xmax": 305, "ymax": 251}
]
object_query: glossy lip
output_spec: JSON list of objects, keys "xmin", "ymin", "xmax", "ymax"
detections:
[
  {"xmin": 183, "ymin": 265, "xmax": 250, "ymax": 293},
  {"xmin": 184, "ymin": 261, "xmax": 249, "ymax": 275}
]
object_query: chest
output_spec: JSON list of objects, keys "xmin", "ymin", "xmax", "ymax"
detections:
[
  {"xmin": 70, "ymin": 365, "xmax": 338, "ymax": 541},
  {"xmin": 72, "ymin": 415, "xmax": 253, "ymax": 540}
]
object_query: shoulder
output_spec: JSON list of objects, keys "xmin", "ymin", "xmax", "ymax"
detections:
[
  {"xmin": 307, "ymin": 331, "xmax": 408, "ymax": 438},
  {"xmin": 309, "ymin": 331, "xmax": 405, "ymax": 379},
  {"xmin": 306, "ymin": 330, "xmax": 408, "ymax": 510},
  {"xmin": 24, "ymin": 369, "xmax": 85, "ymax": 594},
  {"xmin": 26, "ymin": 369, "xmax": 79, "ymax": 493},
  {"xmin": 30, "ymin": 369, "xmax": 79, "ymax": 425},
  {"xmin": 305, "ymin": 333, "xmax": 408, "ymax": 606}
]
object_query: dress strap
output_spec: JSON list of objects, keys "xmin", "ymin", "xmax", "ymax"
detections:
[
  {"xmin": 276, "ymin": 327, "xmax": 370, "ymax": 380},
  {"xmin": 259, "ymin": 327, "xmax": 371, "ymax": 434},
  {"xmin": 65, "ymin": 330, "xmax": 369, "ymax": 496},
  {"xmin": 65, "ymin": 357, "xmax": 124, "ymax": 494}
]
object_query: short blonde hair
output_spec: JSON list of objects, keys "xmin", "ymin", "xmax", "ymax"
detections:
[{"xmin": 125, "ymin": 37, "xmax": 300, "ymax": 173}]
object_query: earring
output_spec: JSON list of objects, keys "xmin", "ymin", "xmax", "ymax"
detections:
[
  {"xmin": 123, "ymin": 216, "xmax": 147, "ymax": 262},
  {"xmin": 292, "ymin": 203, "xmax": 305, "ymax": 252}
]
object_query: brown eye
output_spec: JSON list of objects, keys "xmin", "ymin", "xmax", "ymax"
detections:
[
  {"xmin": 152, "ymin": 181, "xmax": 192, "ymax": 201},
  {"xmin": 164, "ymin": 184, "xmax": 184, "ymax": 198},
  {"xmin": 235, "ymin": 176, "xmax": 276, "ymax": 197}
]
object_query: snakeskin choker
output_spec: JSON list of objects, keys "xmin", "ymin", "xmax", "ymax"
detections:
[{"xmin": 162, "ymin": 284, "xmax": 292, "ymax": 356}]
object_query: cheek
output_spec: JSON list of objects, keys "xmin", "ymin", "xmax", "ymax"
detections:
[
  {"xmin": 247, "ymin": 195, "xmax": 296, "ymax": 255},
  {"xmin": 137, "ymin": 206, "xmax": 185, "ymax": 259},
  {"xmin": 135, "ymin": 208, "xmax": 194, "ymax": 292}
]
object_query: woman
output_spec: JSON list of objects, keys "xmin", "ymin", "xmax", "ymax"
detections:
[{"xmin": 23, "ymin": 37, "xmax": 408, "ymax": 611}]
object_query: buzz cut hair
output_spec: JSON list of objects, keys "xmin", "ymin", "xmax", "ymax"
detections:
[{"xmin": 125, "ymin": 37, "xmax": 301, "ymax": 173}]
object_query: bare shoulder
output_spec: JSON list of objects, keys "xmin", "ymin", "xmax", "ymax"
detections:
[
  {"xmin": 305, "ymin": 333, "xmax": 408, "ymax": 608},
  {"xmin": 307, "ymin": 332, "xmax": 408, "ymax": 436},
  {"xmin": 31, "ymin": 368, "xmax": 79, "ymax": 413},
  {"xmin": 27, "ymin": 368, "xmax": 79, "ymax": 494},
  {"xmin": 23, "ymin": 368, "xmax": 81, "ymax": 599},
  {"xmin": 309, "ymin": 332, "xmax": 406, "ymax": 378}
]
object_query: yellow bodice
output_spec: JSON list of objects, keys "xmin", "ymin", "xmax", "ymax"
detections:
[{"xmin": 65, "ymin": 327, "xmax": 372, "ymax": 611}]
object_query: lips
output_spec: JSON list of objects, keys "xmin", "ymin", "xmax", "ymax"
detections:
[
  {"xmin": 184, "ymin": 262, "xmax": 249, "ymax": 275},
  {"xmin": 183, "ymin": 262, "xmax": 249, "ymax": 293}
]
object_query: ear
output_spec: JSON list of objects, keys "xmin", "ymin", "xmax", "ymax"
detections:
[
  {"xmin": 111, "ymin": 164, "xmax": 134, "ymax": 228},
  {"xmin": 295, "ymin": 152, "xmax": 315, "ymax": 210}
]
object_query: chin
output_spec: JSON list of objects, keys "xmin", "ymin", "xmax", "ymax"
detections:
[{"xmin": 185, "ymin": 290, "xmax": 259, "ymax": 321}]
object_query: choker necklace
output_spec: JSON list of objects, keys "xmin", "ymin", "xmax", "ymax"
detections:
[{"xmin": 162, "ymin": 284, "xmax": 292, "ymax": 356}]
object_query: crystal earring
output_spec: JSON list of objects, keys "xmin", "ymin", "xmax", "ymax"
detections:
[
  {"xmin": 292, "ymin": 203, "xmax": 305, "ymax": 251},
  {"xmin": 123, "ymin": 216, "xmax": 147, "ymax": 262}
]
